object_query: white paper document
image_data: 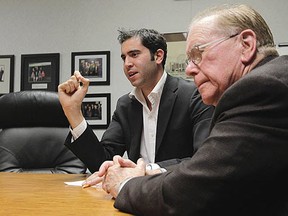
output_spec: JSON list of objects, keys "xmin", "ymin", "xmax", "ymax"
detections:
[{"xmin": 64, "ymin": 180, "xmax": 102, "ymax": 188}]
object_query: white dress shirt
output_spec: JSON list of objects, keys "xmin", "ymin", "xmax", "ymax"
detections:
[
  {"xmin": 128, "ymin": 72, "xmax": 167, "ymax": 163},
  {"xmin": 71, "ymin": 72, "xmax": 167, "ymax": 164}
]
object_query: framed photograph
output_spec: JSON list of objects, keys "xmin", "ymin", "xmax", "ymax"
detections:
[
  {"xmin": 71, "ymin": 51, "xmax": 110, "ymax": 85},
  {"xmin": 163, "ymin": 32, "xmax": 193, "ymax": 81},
  {"xmin": 278, "ymin": 42, "xmax": 288, "ymax": 55},
  {"xmin": 21, "ymin": 53, "xmax": 60, "ymax": 91},
  {"xmin": 0, "ymin": 55, "xmax": 14, "ymax": 96},
  {"xmin": 82, "ymin": 93, "xmax": 111, "ymax": 129}
]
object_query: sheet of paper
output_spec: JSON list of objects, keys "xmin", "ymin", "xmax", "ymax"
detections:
[{"xmin": 64, "ymin": 180, "xmax": 101, "ymax": 188}]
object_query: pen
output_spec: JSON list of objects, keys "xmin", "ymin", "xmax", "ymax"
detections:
[{"xmin": 82, "ymin": 183, "xmax": 90, "ymax": 189}]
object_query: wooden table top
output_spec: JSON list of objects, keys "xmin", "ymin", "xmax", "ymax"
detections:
[{"xmin": 0, "ymin": 173, "xmax": 130, "ymax": 216}]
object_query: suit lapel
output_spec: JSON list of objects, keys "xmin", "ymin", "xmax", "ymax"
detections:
[
  {"xmin": 155, "ymin": 75, "xmax": 178, "ymax": 153},
  {"xmin": 128, "ymin": 98, "xmax": 143, "ymax": 162}
]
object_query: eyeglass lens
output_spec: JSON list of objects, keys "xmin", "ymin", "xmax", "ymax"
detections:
[{"xmin": 190, "ymin": 47, "xmax": 202, "ymax": 65}]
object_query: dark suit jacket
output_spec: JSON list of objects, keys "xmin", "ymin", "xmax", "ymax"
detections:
[
  {"xmin": 65, "ymin": 74, "xmax": 214, "ymax": 172},
  {"xmin": 114, "ymin": 56, "xmax": 288, "ymax": 216}
]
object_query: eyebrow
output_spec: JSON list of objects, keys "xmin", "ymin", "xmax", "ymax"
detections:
[
  {"xmin": 121, "ymin": 49, "xmax": 141, "ymax": 59},
  {"xmin": 127, "ymin": 49, "xmax": 140, "ymax": 54}
]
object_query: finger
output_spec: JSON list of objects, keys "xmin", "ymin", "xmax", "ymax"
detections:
[
  {"xmin": 58, "ymin": 76, "xmax": 78, "ymax": 94},
  {"xmin": 85, "ymin": 171, "xmax": 99, "ymax": 182},
  {"xmin": 74, "ymin": 71, "xmax": 90, "ymax": 91},
  {"xmin": 62, "ymin": 82, "xmax": 73, "ymax": 94},
  {"xmin": 136, "ymin": 158, "xmax": 146, "ymax": 171},
  {"xmin": 58, "ymin": 80, "xmax": 73, "ymax": 94},
  {"xmin": 57, "ymin": 83, "xmax": 67, "ymax": 93},
  {"xmin": 66, "ymin": 79, "xmax": 79, "ymax": 93},
  {"xmin": 82, "ymin": 176, "xmax": 104, "ymax": 188},
  {"xmin": 98, "ymin": 161, "xmax": 114, "ymax": 177},
  {"xmin": 102, "ymin": 178, "xmax": 108, "ymax": 193},
  {"xmin": 74, "ymin": 71, "xmax": 81, "ymax": 77},
  {"xmin": 112, "ymin": 155, "xmax": 122, "ymax": 166},
  {"xmin": 118, "ymin": 157, "xmax": 137, "ymax": 168},
  {"xmin": 101, "ymin": 174, "xmax": 111, "ymax": 194}
]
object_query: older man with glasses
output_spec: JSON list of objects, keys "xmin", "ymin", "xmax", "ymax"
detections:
[{"xmin": 97, "ymin": 4, "xmax": 288, "ymax": 216}]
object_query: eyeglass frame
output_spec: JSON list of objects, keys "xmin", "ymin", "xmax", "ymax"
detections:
[{"xmin": 186, "ymin": 33, "xmax": 239, "ymax": 65}]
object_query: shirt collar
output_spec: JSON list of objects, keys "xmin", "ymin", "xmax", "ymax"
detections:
[{"xmin": 129, "ymin": 72, "xmax": 167, "ymax": 101}]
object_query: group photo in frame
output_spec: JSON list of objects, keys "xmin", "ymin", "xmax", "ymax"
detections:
[
  {"xmin": 0, "ymin": 55, "xmax": 14, "ymax": 96},
  {"xmin": 71, "ymin": 51, "xmax": 110, "ymax": 85},
  {"xmin": 163, "ymin": 32, "xmax": 193, "ymax": 81},
  {"xmin": 82, "ymin": 93, "xmax": 111, "ymax": 129},
  {"xmin": 21, "ymin": 53, "xmax": 60, "ymax": 91}
]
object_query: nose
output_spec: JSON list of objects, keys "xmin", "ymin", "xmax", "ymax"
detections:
[
  {"xmin": 124, "ymin": 56, "xmax": 133, "ymax": 68},
  {"xmin": 185, "ymin": 62, "xmax": 199, "ymax": 77}
]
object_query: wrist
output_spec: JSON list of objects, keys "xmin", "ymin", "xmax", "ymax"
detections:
[{"xmin": 64, "ymin": 109, "xmax": 84, "ymax": 129}]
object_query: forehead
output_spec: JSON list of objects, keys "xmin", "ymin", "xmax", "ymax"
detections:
[
  {"xmin": 186, "ymin": 17, "xmax": 219, "ymax": 50},
  {"xmin": 121, "ymin": 37, "xmax": 145, "ymax": 53}
]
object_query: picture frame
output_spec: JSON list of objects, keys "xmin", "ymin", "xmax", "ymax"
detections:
[
  {"xmin": 71, "ymin": 51, "xmax": 110, "ymax": 85},
  {"xmin": 82, "ymin": 93, "xmax": 111, "ymax": 129},
  {"xmin": 278, "ymin": 42, "xmax": 288, "ymax": 55},
  {"xmin": 0, "ymin": 55, "xmax": 14, "ymax": 96},
  {"xmin": 21, "ymin": 53, "xmax": 60, "ymax": 91},
  {"xmin": 163, "ymin": 32, "xmax": 193, "ymax": 81}
]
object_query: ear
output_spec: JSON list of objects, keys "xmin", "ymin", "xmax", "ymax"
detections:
[
  {"xmin": 154, "ymin": 49, "xmax": 164, "ymax": 64},
  {"xmin": 239, "ymin": 29, "xmax": 257, "ymax": 64}
]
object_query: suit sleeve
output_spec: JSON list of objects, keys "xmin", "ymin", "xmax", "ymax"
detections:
[
  {"xmin": 64, "ymin": 99, "xmax": 128, "ymax": 173},
  {"xmin": 64, "ymin": 125, "xmax": 107, "ymax": 172}
]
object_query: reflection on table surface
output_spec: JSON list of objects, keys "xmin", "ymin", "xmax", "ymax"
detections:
[{"xmin": 0, "ymin": 173, "xmax": 130, "ymax": 215}]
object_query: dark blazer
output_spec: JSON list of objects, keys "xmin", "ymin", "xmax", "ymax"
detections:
[
  {"xmin": 114, "ymin": 56, "xmax": 288, "ymax": 216},
  {"xmin": 65, "ymin": 74, "xmax": 214, "ymax": 172}
]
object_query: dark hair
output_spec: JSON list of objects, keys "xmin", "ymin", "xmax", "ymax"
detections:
[{"xmin": 117, "ymin": 28, "xmax": 167, "ymax": 68}]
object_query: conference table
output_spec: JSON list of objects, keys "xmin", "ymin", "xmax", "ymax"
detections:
[{"xmin": 0, "ymin": 173, "xmax": 131, "ymax": 215}]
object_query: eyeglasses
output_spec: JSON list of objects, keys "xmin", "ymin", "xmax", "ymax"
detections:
[{"xmin": 186, "ymin": 33, "xmax": 239, "ymax": 65}]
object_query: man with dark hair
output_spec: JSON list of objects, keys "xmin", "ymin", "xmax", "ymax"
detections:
[{"xmin": 58, "ymin": 28, "xmax": 213, "ymax": 185}]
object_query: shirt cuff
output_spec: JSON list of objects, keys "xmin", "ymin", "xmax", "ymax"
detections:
[
  {"xmin": 118, "ymin": 177, "xmax": 133, "ymax": 193},
  {"xmin": 70, "ymin": 119, "xmax": 87, "ymax": 141},
  {"xmin": 146, "ymin": 163, "xmax": 160, "ymax": 170}
]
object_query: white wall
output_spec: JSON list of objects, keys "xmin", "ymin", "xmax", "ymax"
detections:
[{"xmin": 0, "ymin": 0, "xmax": 287, "ymax": 137}]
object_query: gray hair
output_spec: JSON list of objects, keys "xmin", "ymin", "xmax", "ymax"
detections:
[{"xmin": 190, "ymin": 4, "xmax": 278, "ymax": 57}]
